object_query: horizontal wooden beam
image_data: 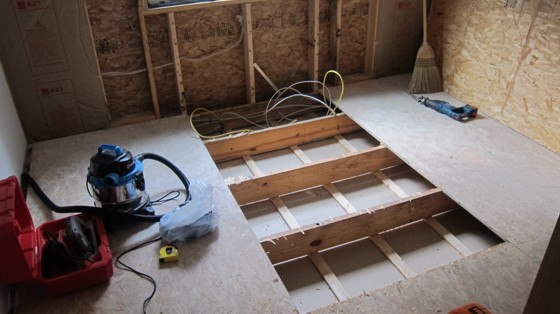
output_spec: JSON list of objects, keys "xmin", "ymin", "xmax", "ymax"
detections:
[
  {"xmin": 142, "ymin": 0, "xmax": 263, "ymax": 15},
  {"xmin": 308, "ymin": 252, "xmax": 349, "ymax": 301},
  {"xmin": 261, "ymin": 188, "xmax": 457, "ymax": 264},
  {"xmin": 229, "ymin": 146, "xmax": 403, "ymax": 205},
  {"xmin": 205, "ymin": 114, "xmax": 362, "ymax": 162},
  {"xmin": 369, "ymin": 234, "xmax": 417, "ymax": 279}
]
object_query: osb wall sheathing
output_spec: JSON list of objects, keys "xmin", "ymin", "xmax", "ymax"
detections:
[
  {"xmin": 86, "ymin": 0, "xmax": 372, "ymax": 119},
  {"xmin": 429, "ymin": 0, "xmax": 560, "ymax": 153},
  {"xmin": 251, "ymin": 0, "xmax": 309, "ymax": 100},
  {"xmin": 339, "ymin": 0, "xmax": 369, "ymax": 74},
  {"xmin": 318, "ymin": 0, "xmax": 332, "ymax": 78},
  {"xmin": 175, "ymin": 6, "xmax": 246, "ymax": 111},
  {"xmin": 87, "ymin": 0, "xmax": 153, "ymax": 119}
]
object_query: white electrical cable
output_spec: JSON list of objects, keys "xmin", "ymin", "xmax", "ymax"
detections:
[
  {"xmin": 101, "ymin": 15, "xmax": 244, "ymax": 77},
  {"xmin": 264, "ymin": 80, "xmax": 335, "ymax": 127},
  {"xmin": 192, "ymin": 102, "xmax": 325, "ymax": 129},
  {"xmin": 192, "ymin": 81, "xmax": 335, "ymax": 130},
  {"xmin": 220, "ymin": 112, "xmax": 268, "ymax": 129},
  {"xmin": 269, "ymin": 104, "xmax": 327, "ymax": 126},
  {"xmin": 266, "ymin": 93, "xmax": 335, "ymax": 122},
  {"xmin": 189, "ymin": 71, "xmax": 342, "ymax": 138}
]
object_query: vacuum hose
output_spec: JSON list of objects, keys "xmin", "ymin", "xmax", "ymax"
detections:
[{"xmin": 21, "ymin": 153, "xmax": 190, "ymax": 222}]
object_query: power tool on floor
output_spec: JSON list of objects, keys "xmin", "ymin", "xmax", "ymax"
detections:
[{"xmin": 412, "ymin": 95, "xmax": 478, "ymax": 121}]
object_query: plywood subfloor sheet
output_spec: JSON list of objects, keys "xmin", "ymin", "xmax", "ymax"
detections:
[
  {"xmin": 318, "ymin": 73, "xmax": 560, "ymax": 313},
  {"xmin": 16, "ymin": 116, "xmax": 295, "ymax": 313}
]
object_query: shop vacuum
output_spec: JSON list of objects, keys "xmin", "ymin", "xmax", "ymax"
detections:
[
  {"xmin": 1, "ymin": 144, "xmax": 192, "ymax": 295},
  {"xmin": 22, "ymin": 144, "xmax": 191, "ymax": 223}
]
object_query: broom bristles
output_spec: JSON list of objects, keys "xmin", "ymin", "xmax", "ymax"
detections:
[{"xmin": 409, "ymin": 42, "xmax": 443, "ymax": 94}]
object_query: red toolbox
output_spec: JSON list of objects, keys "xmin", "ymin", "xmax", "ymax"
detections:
[{"xmin": 0, "ymin": 176, "xmax": 113, "ymax": 296}]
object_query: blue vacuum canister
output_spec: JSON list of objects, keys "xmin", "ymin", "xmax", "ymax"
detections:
[{"xmin": 87, "ymin": 144, "xmax": 151, "ymax": 215}]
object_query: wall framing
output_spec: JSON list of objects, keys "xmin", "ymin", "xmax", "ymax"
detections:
[{"xmin": 86, "ymin": 0, "xmax": 422, "ymax": 126}]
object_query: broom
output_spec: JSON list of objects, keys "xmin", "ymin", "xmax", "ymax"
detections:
[{"xmin": 409, "ymin": 0, "xmax": 442, "ymax": 94}]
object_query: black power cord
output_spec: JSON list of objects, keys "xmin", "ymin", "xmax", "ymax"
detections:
[
  {"xmin": 20, "ymin": 152, "xmax": 188, "ymax": 311},
  {"xmin": 21, "ymin": 152, "xmax": 191, "ymax": 222},
  {"xmin": 148, "ymin": 191, "xmax": 181, "ymax": 206},
  {"xmin": 136, "ymin": 153, "xmax": 191, "ymax": 207},
  {"xmin": 115, "ymin": 187, "xmax": 182, "ymax": 313},
  {"xmin": 115, "ymin": 237, "xmax": 162, "ymax": 314}
]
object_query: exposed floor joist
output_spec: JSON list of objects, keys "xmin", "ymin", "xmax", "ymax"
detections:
[
  {"xmin": 206, "ymin": 112, "xmax": 501, "ymax": 312},
  {"xmin": 241, "ymin": 148, "xmax": 354, "ymax": 301},
  {"xmin": 228, "ymin": 146, "xmax": 403, "ymax": 205},
  {"xmin": 205, "ymin": 114, "xmax": 360, "ymax": 162},
  {"xmin": 336, "ymin": 134, "xmax": 473, "ymax": 258},
  {"xmin": 261, "ymin": 188, "xmax": 457, "ymax": 264}
]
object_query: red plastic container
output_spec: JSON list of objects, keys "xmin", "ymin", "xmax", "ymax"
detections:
[{"xmin": 0, "ymin": 176, "xmax": 113, "ymax": 296}]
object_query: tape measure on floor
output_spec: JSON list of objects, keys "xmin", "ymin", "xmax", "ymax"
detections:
[{"xmin": 159, "ymin": 245, "xmax": 179, "ymax": 263}]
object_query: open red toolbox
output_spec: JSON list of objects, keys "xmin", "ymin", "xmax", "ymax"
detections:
[{"xmin": 0, "ymin": 176, "xmax": 113, "ymax": 296}]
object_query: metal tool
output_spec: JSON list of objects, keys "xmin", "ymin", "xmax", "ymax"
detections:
[
  {"xmin": 413, "ymin": 95, "xmax": 478, "ymax": 121},
  {"xmin": 23, "ymin": 144, "xmax": 191, "ymax": 223},
  {"xmin": 87, "ymin": 145, "xmax": 150, "ymax": 215}
]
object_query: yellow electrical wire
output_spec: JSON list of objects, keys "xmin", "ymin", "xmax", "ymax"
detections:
[
  {"xmin": 322, "ymin": 70, "xmax": 344, "ymax": 115},
  {"xmin": 189, "ymin": 108, "xmax": 254, "ymax": 139}
]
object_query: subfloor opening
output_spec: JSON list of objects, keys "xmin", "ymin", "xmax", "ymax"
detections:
[{"xmin": 203, "ymin": 114, "xmax": 504, "ymax": 313}]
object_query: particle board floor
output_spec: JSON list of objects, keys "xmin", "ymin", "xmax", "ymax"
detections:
[
  {"xmin": 13, "ymin": 75, "xmax": 560, "ymax": 314},
  {"xmin": 15, "ymin": 117, "xmax": 296, "ymax": 313},
  {"xmin": 314, "ymin": 74, "xmax": 560, "ymax": 313}
]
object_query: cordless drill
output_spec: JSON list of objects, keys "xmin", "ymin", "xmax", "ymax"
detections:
[{"xmin": 415, "ymin": 96, "xmax": 478, "ymax": 121}]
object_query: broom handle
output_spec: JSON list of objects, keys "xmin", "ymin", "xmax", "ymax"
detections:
[{"xmin": 422, "ymin": 0, "xmax": 428, "ymax": 43}]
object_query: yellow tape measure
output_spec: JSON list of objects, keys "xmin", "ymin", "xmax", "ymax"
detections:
[{"xmin": 159, "ymin": 246, "xmax": 179, "ymax": 263}]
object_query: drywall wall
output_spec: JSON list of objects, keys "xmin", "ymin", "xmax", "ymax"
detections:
[
  {"xmin": 0, "ymin": 63, "xmax": 27, "ymax": 180},
  {"xmin": 0, "ymin": 61, "xmax": 27, "ymax": 314},
  {"xmin": 429, "ymin": 0, "xmax": 560, "ymax": 153}
]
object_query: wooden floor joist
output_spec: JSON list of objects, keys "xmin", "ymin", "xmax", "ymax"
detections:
[
  {"xmin": 262, "ymin": 188, "xmax": 457, "ymax": 264},
  {"xmin": 214, "ymin": 115, "xmax": 475, "ymax": 306},
  {"xmin": 424, "ymin": 217, "xmax": 474, "ymax": 257},
  {"xmin": 308, "ymin": 253, "xmax": 350, "ymax": 302},
  {"xmin": 289, "ymin": 144, "xmax": 357, "ymax": 214},
  {"xmin": 228, "ymin": 146, "xmax": 403, "ymax": 205},
  {"xmin": 241, "ymin": 154, "xmax": 302, "ymax": 229},
  {"xmin": 336, "ymin": 133, "xmax": 410, "ymax": 198},
  {"xmin": 204, "ymin": 114, "xmax": 361, "ymax": 162},
  {"xmin": 240, "ymin": 144, "xmax": 353, "ymax": 302},
  {"xmin": 369, "ymin": 234, "xmax": 417, "ymax": 279},
  {"xmin": 335, "ymin": 134, "xmax": 474, "ymax": 258}
]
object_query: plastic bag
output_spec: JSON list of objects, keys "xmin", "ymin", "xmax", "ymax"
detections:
[{"xmin": 159, "ymin": 177, "xmax": 219, "ymax": 242}]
